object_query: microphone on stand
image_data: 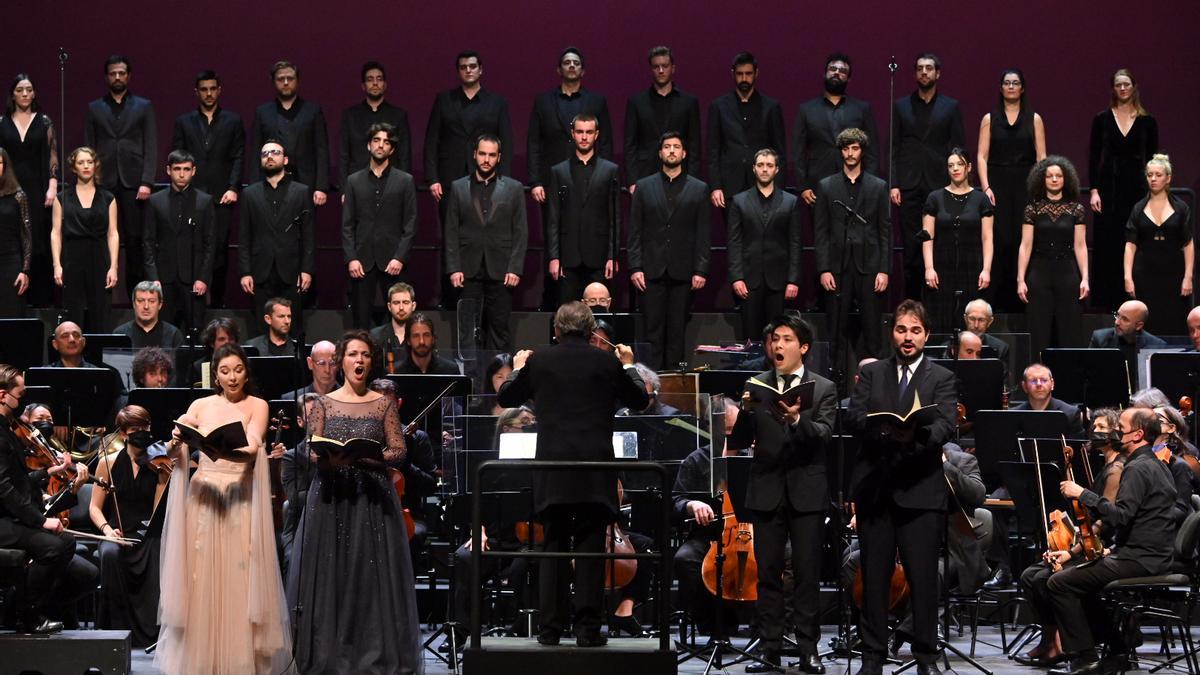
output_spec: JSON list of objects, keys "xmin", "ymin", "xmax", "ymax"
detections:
[
  {"xmin": 284, "ymin": 209, "xmax": 310, "ymax": 233},
  {"xmin": 833, "ymin": 199, "xmax": 868, "ymax": 224}
]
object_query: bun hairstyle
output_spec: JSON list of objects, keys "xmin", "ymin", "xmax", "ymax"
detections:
[{"xmin": 1146, "ymin": 153, "xmax": 1173, "ymax": 176}]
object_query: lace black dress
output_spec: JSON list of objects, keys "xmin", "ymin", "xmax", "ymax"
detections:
[
  {"xmin": 0, "ymin": 113, "xmax": 57, "ymax": 306},
  {"xmin": 1024, "ymin": 199, "xmax": 1088, "ymax": 361},
  {"xmin": 287, "ymin": 395, "xmax": 422, "ymax": 674},
  {"xmin": 0, "ymin": 190, "xmax": 31, "ymax": 317}
]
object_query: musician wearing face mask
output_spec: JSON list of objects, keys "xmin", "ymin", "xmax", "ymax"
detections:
[
  {"xmin": 1014, "ymin": 409, "xmax": 1125, "ymax": 668},
  {"xmin": 1149, "ymin": 406, "xmax": 1196, "ymax": 525},
  {"xmin": 88, "ymin": 404, "xmax": 169, "ymax": 647}
]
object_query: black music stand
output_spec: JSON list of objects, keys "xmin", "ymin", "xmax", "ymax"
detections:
[
  {"xmin": 698, "ymin": 370, "xmax": 759, "ymax": 399},
  {"xmin": 547, "ymin": 312, "xmax": 643, "ymax": 345},
  {"xmin": 20, "ymin": 386, "xmax": 53, "ymax": 408},
  {"xmin": 24, "ymin": 367, "xmax": 117, "ymax": 428},
  {"xmin": 248, "ymin": 355, "xmax": 307, "ymax": 402},
  {"xmin": 70, "ymin": 333, "xmax": 131, "ymax": 366},
  {"xmin": 1042, "ymin": 348, "xmax": 1130, "ymax": 409},
  {"xmin": 971, "ymin": 411, "xmax": 1068, "ymax": 489},
  {"xmin": 998, "ymin": 460, "xmax": 1068, "ymax": 549},
  {"xmin": 613, "ymin": 414, "xmax": 701, "ymax": 461},
  {"xmin": 1149, "ymin": 351, "xmax": 1200, "ymax": 448},
  {"xmin": 929, "ymin": 358, "xmax": 1005, "ymax": 424},
  {"xmin": 386, "ymin": 374, "xmax": 472, "ymax": 451},
  {"xmin": 0, "ymin": 318, "xmax": 45, "ymax": 370},
  {"xmin": 128, "ymin": 388, "xmax": 208, "ymax": 441}
]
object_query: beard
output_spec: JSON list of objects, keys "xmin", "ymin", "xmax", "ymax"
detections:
[
  {"xmin": 918, "ymin": 79, "xmax": 937, "ymax": 92},
  {"xmin": 264, "ymin": 165, "xmax": 286, "ymax": 178},
  {"xmin": 736, "ymin": 81, "xmax": 753, "ymax": 95},
  {"xmin": 824, "ymin": 76, "xmax": 848, "ymax": 96}
]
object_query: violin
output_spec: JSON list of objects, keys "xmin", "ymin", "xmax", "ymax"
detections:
[
  {"xmin": 1174, "ymin": 397, "xmax": 1200, "ymax": 480},
  {"xmin": 701, "ymin": 490, "xmax": 758, "ymax": 602},
  {"xmin": 267, "ymin": 409, "xmax": 290, "ymax": 529},
  {"xmin": 1061, "ymin": 441, "xmax": 1102, "ymax": 560},
  {"xmin": 13, "ymin": 419, "xmax": 112, "ymax": 526}
]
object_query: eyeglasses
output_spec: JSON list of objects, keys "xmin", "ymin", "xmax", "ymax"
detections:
[
  {"xmin": 312, "ymin": 359, "xmax": 335, "ymax": 368},
  {"xmin": 1002, "ymin": 80, "xmax": 1022, "ymax": 87},
  {"xmin": 827, "ymin": 65, "xmax": 850, "ymax": 74},
  {"xmin": 260, "ymin": 149, "xmax": 283, "ymax": 158},
  {"xmin": 1026, "ymin": 377, "xmax": 1051, "ymax": 385},
  {"xmin": 582, "ymin": 298, "xmax": 610, "ymax": 306}
]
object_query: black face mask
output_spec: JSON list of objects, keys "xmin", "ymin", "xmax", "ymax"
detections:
[
  {"xmin": 1089, "ymin": 432, "xmax": 1111, "ymax": 449},
  {"xmin": 34, "ymin": 421, "xmax": 54, "ymax": 440},
  {"xmin": 127, "ymin": 431, "xmax": 154, "ymax": 450}
]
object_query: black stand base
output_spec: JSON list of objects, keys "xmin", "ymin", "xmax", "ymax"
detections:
[
  {"xmin": 891, "ymin": 638, "xmax": 993, "ymax": 675},
  {"xmin": 464, "ymin": 636, "xmax": 676, "ymax": 674}
]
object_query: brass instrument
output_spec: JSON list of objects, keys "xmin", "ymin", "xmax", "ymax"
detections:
[{"xmin": 70, "ymin": 426, "xmax": 125, "ymax": 463}]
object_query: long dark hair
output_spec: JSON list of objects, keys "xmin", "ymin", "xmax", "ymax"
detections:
[
  {"xmin": 7, "ymin": 73, "xmax": 39, "ymax": 114},
  {"xmin": 996, "ymin": 68, "xmax": 1028, "ymax": 110},
  {"xmin": 0, "ymin": 148, "xmax": 23, "ymax": 197},
  {"xmin": 211, "ymin": 343, "xmax": 254, "ymax": 395}
]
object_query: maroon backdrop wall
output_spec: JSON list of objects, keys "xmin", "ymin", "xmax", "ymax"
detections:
[{"xmin": 6, "ymin": 1, "xmax": 1197, "ymax": 314}]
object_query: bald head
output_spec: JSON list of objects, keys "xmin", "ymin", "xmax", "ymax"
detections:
[
  {"xmin": 308, "ymin": 340, "xmax": 338, "ymax": 393},
  {"xmin": 956, "ymin": 331, "xmax": 983, "ymax": 359},
  {"xmin": 581, "ymin": 282, "xmax": 612, "ymax": 311},
  {"xmin": 1114, "ymin": 300, "xmax": 1149, "ymax": 339},
  {"xmin": 51, "ymin": 321, "xmax": 86, "ymax": 361},
  {"xmin": 963, "ymin": 299, "xmax": 994, "ymax": 335},
  {"xmin": 1188, "ymin": 306, "xmax": 1200, "ymax": 350}
]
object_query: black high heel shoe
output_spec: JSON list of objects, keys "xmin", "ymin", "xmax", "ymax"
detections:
[{"xmin": 608, "ymin": 614, "xmax": 647, "ymax": 637}]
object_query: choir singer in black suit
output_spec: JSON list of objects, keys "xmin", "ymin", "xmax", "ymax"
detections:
[
  {"xmin": 623, "ymin": 45, "xmax": 702, "ymax": 189},
  {"xmin": 143, "ymin": 150, "xmax": 215, "ymax": 333},
  {"xmin": 727, "ymin": 148, "xmax": 801, "ymax": 341},
  {"xmin": 546, "ymin": 113, "xmax": 620, "ymax": 306},
  {"xmin": 170, "ymin": 70, "xmax": 244, "ymax": 308},
  {"xmin": 341, "ymin": 123, "xmax": 417, "ymax": 331},
  {"xmin": 707, "ymin": 52, "xmax": 786, "ymax": 212},
  {"xmin": 730, "ymin": 314, "xmax": 836, "ymax": 674},
  {"xmin": 628, "ymin": 131, "xmax": 711, "ymax": 370},
  {"xmin": 847, "ymin": 300, "xmax": 957, "ymax": 675},
  {"xmin": 496, "ymin": 301, "xmax": 650, "ymax": 647},
  {"xmin": 443, "ymin": 134, "xmax": 528, "ymax": 352},
  {"xmin": 814, "ymin": 128, "xmax": 890, "ymax": 359},
  {"xmin": 237, "ymin": 140, "xmax": 314, "ymax": 315},
  {"xmin": 338, "ymin": 61, "xmax": 411, "ymax": 183},
  {"xmin": 251, "ymin": 61, "xmax": 330, "ymax": 207}
]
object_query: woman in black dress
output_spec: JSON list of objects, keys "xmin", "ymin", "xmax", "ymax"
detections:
[
  {"xmin": 51, "ymin": 147, "xmax": 118, "ymax": 332},
  {"xmin": 1088, "ymin": 68, "xmax": 1158, "ymax": 312},
  {"xmin": 976, "ymin": 68, "xmax": 1045, "ymax": 312},
  {"xmin": 0, "ymin": 148, "xmax": 31, "ymax": 317},
  {"xmin": 921, "ymin": 148, "xmax": 995, "ymax": 333},
  {"xmin": 1018, "ymin": 156, "xmax": 1089, "ymax": 362},
  {"xmin": 1124, "ymin": 154, "xmax": 1193, "ymax": 336},
  {"xmin": 0, "ymin": 74, "xmax": 58, "ymax": 307}
]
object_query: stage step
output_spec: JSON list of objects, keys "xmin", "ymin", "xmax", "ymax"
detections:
[
  {"xmin": 0, "ymin": 628, "xmax": 131, "ymax": 674},
  {"xmin": 464, "ymin": 635, "xmax": 676, "ymax": 675}
]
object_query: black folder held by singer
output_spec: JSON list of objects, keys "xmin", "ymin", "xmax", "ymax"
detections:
[
  {"xmin": 863, "ymin": 400, "xmax": 941, "ymax": 437},
  {"xmin": 174, "ymin": 420, "xmax": 249, "ymax": 461},
  {"xmin": 309, "ymin": 435, "xmax": 385, "ymax": 465},
  {"xmin": 745, "ymin": 376, "xmax": 815, "ymax": 409}
]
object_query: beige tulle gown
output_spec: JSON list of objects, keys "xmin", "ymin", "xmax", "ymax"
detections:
[{"xmin": 155, "ymin": 429, "xmax": 293, "ymax": 674}]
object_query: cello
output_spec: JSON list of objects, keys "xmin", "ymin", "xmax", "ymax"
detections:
[{"xmin": 701, "ymin": 490, "xmax": 758, "ymax": 602}]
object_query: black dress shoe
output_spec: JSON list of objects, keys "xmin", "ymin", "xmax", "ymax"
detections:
[
  {"xmin": 608, "ymin": 613, "xmax": 646, "ymax": 637},
  {"xmin": 746, "ymin": 651, "xmax": 783, "ymax": 674},
  {"xmin": 916, "ymin": 663, "xmax": 942, "ymax": 675},
  {"xmin": 537, "ymin": 629, "xmax": 561, "ymax": 646},
  {"xmin": 1014, "ymin": 651, "xmax": 1067, "ymax": 667},
  {"xmin": 575, "ymin": 632, "xmax": 608, "ymax": 647},
  {"xmin": 983, "ymin": 567, "xmax": 1013, "ymax": 589},
  {"xmin": 23, "ymin": 617, "xmax": 64, "ymax": 635},
  {"xmin": 798, "ymin": 653, "xmax": 827, "ymax": 674},
  {"xmin": 1049, "ymin": 656, "xmax": 1103, "ymax": 675}
]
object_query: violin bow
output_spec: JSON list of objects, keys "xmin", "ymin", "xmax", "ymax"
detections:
[
  {"xmin": 402, "ymin": 382, "xmax": 456, "ymax": 435},
  {"xmin": 1031, "ymin": 438, "xmax": 1050, "ymax": 545},
  {"xmin": 99, "ymin": 431, "xmax": 126, "ymax": 538}
]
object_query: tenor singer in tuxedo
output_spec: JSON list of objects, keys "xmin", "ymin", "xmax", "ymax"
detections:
[
  {"xmin": 143, "ymin": 150, "xmax": 215, "ymax": 333},
  {"xmin": 729, "ymin": 314, "xmax": 836, "ymax": 674},
  {"xmin": 846, "ymin": 300, "xmax": 957, "ymax": 675}
]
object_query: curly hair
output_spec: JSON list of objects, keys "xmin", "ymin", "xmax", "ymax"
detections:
[{"xmin": 1026, "ymin": 155, "xmax": 1080, "ymax": 201}]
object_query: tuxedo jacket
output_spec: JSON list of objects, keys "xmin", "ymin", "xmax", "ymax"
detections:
[
  {"xmin": 340, "ymin": 166, "xmax": 418, "ymax": 270},
  {"xmin": 84, "ymin": 94, "xmax": 158, "ymax": 190},
  {"xmin": 627, "ymin": 173, "xmax": 711, "ymax": 281},
  {"xmin": 496, "ymin": 335, "xmax": 649, "ymax": 515},
  {"xmin": 705, "ymin": 91, "xmax": 786, "ymax": 194},
  {"xmin": 729, "ymin": 367, "xmax": 837, "ymax": 513},
  {"xmin": 170, "ymin": 108, "xmax": 246, "ymax": 196},
  {"xmin": 526, "ymin": 88, "xmax": 613, "ymax": 187},
  {"xmin": 813, "ymin": 171, "xmax": 892, "ymax": 275},
  {"xmin": 237, "ymin": 178, "xmax": 315, "ymax": 282},
  {"xmin": 545, "ymin": 157, "xmax": 621, "ymax": 268},
  {"xmin": 143, "ymin": 187, "xmax": 216, "ymax": 285},
  {"xmin": 251, "ymin": 99, "xmax": 330, "ymax": 191},
  {"xmin": 890, "ymin": 92, "xmax": 966, "ymax": 191},
  {"xmin": 727, "ymin": 187, "xmax": 802, "ymax": 290},
  {"xmin": 623, "ymin": 87, "xmax": 702, "ymax": 183},
  {"xmin": 846, "ymin": 356, "xmax": 957, "ymax": 511},
  {"xmin": 443, "ymin": 175, "xmax": 528, "ymax": 280},
  {"xmin": 423, "ymin": 87, "xmax": 513, "ymax": 185}
]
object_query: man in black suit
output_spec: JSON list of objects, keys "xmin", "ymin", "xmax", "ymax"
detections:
[
  {"xmin": 890, "ymin": 53, "xmax": 966, "ymax": 299},
  {"xmin": 814, "ymin": 128, "xmax": 891, "ymax": 360},
  {"xmin": 628, "ymin": 131, "xmax": 711, "ymax": 370},
  {"xmin": 497, "ymin": 301, "xmax": 649, "ymax": 647},
  {"xmin": 546, "ymin": 113, "xmax": 620, "ymax": 306},
  {"xmin": 1010, "ymin": 362, "xmax": 1085, "ymax": 436},
  {"xmin": 339, "ymin": 61, "xmax": 411, "ymax": 184},
  {"xmin": 792, "ymin": 53, "xmax": 879, "ymax": 206},
  {"xmin": 730, "ymin": 314, "xmax": 836, "ymax": 674},
  {"xmin": 728, "ymin": 148, "xmax": 801, "ymax": 341},
  {"xmin": 623, "ymin": 45, "xmax": 702, "ymax": 189},
  {"xmin": 962, "ymin": 298, "xmax": 1011, "ymax": 363},
  {"xmin": 424, "ymin": 51, "xmax": 513, "ymax": 216},
  {"xmin": 846, "ymin": 300, "xmax": 957, "ymax": 675},
  {"xmin": 143, "ymin": 150, "xmax": 215, "ymax": 332},
  {"xmin": 341, "ymin": 122, "xmax": 417, "ymax": 330},
  {"xmin": 1088, "ymin": 300, "xmax": 1167, "ymax": 389},
  {"xmin": 84, "ymin": 55, "xmax": 158, "ymax": 295},
  {"xmin": 252, "ymin": 61, "xmax": 330, "ymax": 207},
  {"xmin": 237, "ymin": 140, "xmax": 314, "ymax": 319},
  {"xmin": 706, "ymin": 52, "xmax": 786, "ymax": 214},
  {"xmin": 443, "ymin": 135, "xmax": 527, "ymax": 352},
  {"xmin": 171, "ymin": 69, "xmax": 244, "ymax": 308}
]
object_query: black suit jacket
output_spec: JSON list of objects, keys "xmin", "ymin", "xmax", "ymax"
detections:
[
  {"xmin": 338, "ymin": 100, "xmax": 411, "ymax": 184},
  {"xmin": 171, "ymin": 108, "xmax": 245, "ymax": 196},
  {"xmin": 627, "ymin": 173, "xmax": 711, "ymax": 281},
  {"xmin": 526, "ymin": 88, "xmax": 613, "ymax": 187},
  {"xmin": 341, "ymin": 166, "xmax": 417, "ymax": 270},
  {"xmin": 846, "ymin": 356, "xmax": 957, "ymax": 511},
  {"xmin": 727, "ymin": 187, "xmax": 801, "ymax": 290},
  {"xmin": 706, "ymin": 91, "xmax": 786, "ymax": 194},
  {"xmin": 981, "ymin": 333, "xmax": 1011, "ymax": 363},
  {"xmin": 143, "ymin": 186, "xmax": 216, "ymax": 285},
  {"xmin": 729, "ymin": 368, "xmax": 836, "ymax": 512},
  {"xmin": 237, "ymin": 178, "xmax": 315, "ymax": 282},
  {"xmin": 423, "ymin": 87, "xmax": 512, "ymax": 185},
  {"xmin": 1089, "ymin": 327, "xmax": 1167, "ymax": 350},
  {"xmin": 0, "ymin": 427, "xmax": 45, "ymax": 531},
  {"xmin": 251, "ymin": 98, "xmax": 330, "ymax": 191},
  {"xmin": 813, "ymin": 171, "xmax": 892, "ymax": 275},
  {"xmin": 84, "ymin": 94, "xmax": 158, "ymax": 190},
  {"xmin": 791, "ymin": 95, "xmax": 879, "ymax": 193},
  {"xmin": 443, "ymin": 175, "xmax": 528, "ymax": 280},
  {"xmin": 623, "ymin": 86, "xmax": 702, "ymax": 183},
  {"xmin": 890, "ymin": 92, "xmax": 966, "ymax": 191},
  {"xmin": 546, "ymin": 157, "xmax": 621, "ymax": 268},
  {"xmin": 496, "ymin": 335, "xmax": 649, "ymax": 514}
]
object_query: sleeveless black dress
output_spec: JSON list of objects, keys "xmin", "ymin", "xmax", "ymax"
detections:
[
  {"xmin": 986, "ymin": 105, "xmax": 1036, "ymax": 312},
  {"xmin": 1127, "ymin": 195, "xmax": 1193, "ymax": 335},
  {"xmin": 96, "ymin": 450, "xmax": 163, "ymax": 648}
]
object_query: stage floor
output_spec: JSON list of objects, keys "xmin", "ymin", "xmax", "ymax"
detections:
[{"xmin": 122, "ymin": 625, "xmax": 1197, "ymax": 674}]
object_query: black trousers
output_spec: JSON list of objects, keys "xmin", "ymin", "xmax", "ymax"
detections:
[
  {"xmin": 1025, "ymin": 256, "xmax": 1084, "ymax": 362},
  {"xmin": 350, "ymin": 266, "xmax": 403, "ymax": 332},
  {"xmin": 751, "ymin": 504, "xmax": 823, "ymax": 654},
  {"xmin": 558, "ymin": 266, "xmax": 608, "ymax": 309},
  {"xmin": 738, "ymin": 285, "xmax": 785, "ymax": 342},
  {"xmin": 900, "ymin": 186, "xmax": 933, "ymax": 301},
  {"xmin": 641, "ymin": 277, "xmax": 691, "ymax": 370},
  {"xmin": 115, "ymin": 186, "xmax": 145, "ymax": 298},
  {"xmin": 209, "ymin": 203, "xmax": 234, "ymax": 308},
  {"xmin": 857, "ymin": 505, "xmax": 944, "ymax": 666},
  {"xmin": 1047, "ymin": 555, "xmax": 1147, "ymax": 654},
  {"xmin": 827, "ymin": 271, "xmax": 883, "ymax": 360},
  {"xmin": 461, "ymin": 276, "xmax": 512, "ymax": 352},
  {"xmin": 161, "ymin": 280, "xmax": 207, "ymax": 336},
  {"xmin": 1019, "ymin": 558, "xmax": 1084, "ymax": 630},
  {"xmin": 61, "ymin": 239, "xmax": 112, "ymax": 332},
  {"xmin": 539, "ymin": 503, "xmax": 609, "ymax": 635},
  {"xmin": 454, "ymin": 539, "xmax": 530, "ymax": 631},
  {"xmin": 0, "ymin": 524, "xmax": 75, "ymax": 615}
]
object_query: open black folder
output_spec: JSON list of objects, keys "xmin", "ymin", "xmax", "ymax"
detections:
[
  {"xmin": 309, "ymin": 435, "xmax": 385, "ymax": 465},
  {"xmin": 863, "ymin": 403, "xmax": 941, "ymax": 437},
  {"xmin": 745, "ymin": 376, "xmax": 815, "ymax": 409},
  {"xmin": 174, "ymin": 420, "xmax": 249, "ymax": 461}
]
